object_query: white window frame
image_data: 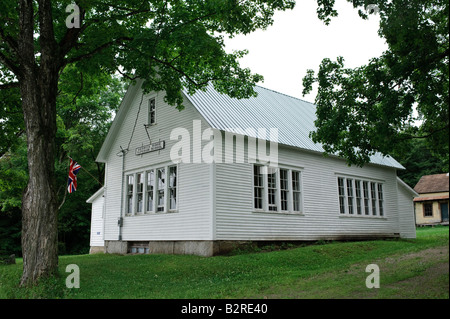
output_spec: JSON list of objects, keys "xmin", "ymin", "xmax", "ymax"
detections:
[
  {"xmin": 336, "ymin": 175, "xmax": 385, "ymax": 218},
  {"xmin": 252, "ymin": 164, "xmax": 303, "ymax": 214},
  {"xmin": 136, "ymin": 172, "xmax": 144, "ymax": 214},
  {"xmin": 168, "ymin": 165, "xmax": 178, "ymax": 211},
  {"xmin": 148, "ymin": 97, "xmax": 156, "ymax": 126},
  {"xmin": 124, "ymin": 163, "xmax": 179, "ymax": 216}
]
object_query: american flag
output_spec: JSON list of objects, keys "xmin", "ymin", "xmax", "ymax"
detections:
[{"xmin": 67, "ymin": 158, "xmax": 81, "ymax": 193}]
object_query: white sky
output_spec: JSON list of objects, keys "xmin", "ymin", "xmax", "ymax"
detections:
[{"xmin": 224, "ymin": 0, "xmax": 387, "ymax": 103}]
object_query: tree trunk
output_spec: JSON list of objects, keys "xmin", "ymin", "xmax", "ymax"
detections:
[
  {"xmin": 18, "ymin": 0, "xmax": 62, "ymax": 287},
  {"xmin": 19, "ymin": 71, "xmax": 59, "ymax": 286}
]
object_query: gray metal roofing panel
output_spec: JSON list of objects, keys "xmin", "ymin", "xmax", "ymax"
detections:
[{"xmin": 184, "ymin": 83, "xmax": 404, "ymax": 169}]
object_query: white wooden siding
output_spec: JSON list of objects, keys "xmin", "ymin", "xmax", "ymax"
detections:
[
  {"xmin": 397, "ymin": 179, "xmax": 417, "ymax": 238},
  {"xmin": 103, "ymin": 82, "xmax": 213, "ymax": 241},
  {"xmin": 215, "ymin": 142, "xmax": 402, "ymax": 241},
  {"xmin": 89, "ymin": 194, "xmax": 105, "ymax": 247}
]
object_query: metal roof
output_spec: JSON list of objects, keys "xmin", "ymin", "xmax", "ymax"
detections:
[{"xmin": 184, "ymin": 83, "xmax": 404, "ymax": 169}]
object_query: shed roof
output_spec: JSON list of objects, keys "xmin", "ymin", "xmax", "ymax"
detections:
[
  {"xmin": 184, "ymin": 83, "xmax": 404, "ymax": 169},
  {"xmin": 414, "ymin": 173, "xmax": 449, "ymax": 194}
]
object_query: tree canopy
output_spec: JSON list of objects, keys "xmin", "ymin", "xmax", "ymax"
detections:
[
  {"xmin": 1, "ymin": 0, "xmax": 296, "ymax": 286},
  {"xmin": 303, "ymin": 0, "xmax": 449, "ymax": 166}
]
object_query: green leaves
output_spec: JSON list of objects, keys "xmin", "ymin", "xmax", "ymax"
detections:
[{"xmin": 304, "ymin": 0, "xmax": 449, "ymax": 166}]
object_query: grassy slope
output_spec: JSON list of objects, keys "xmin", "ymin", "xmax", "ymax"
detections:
[{"xmin": 0, "ymin": 226, "xmax": 448, "ymax": 299}]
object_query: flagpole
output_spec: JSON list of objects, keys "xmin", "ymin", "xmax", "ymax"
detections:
[
  {"xmin": 58, "ymin": 161, "xmax": 70, "ymax": 210},
  {"xmin": 67, "ymin": 155, "xmax": 103, "ymax": 186}
]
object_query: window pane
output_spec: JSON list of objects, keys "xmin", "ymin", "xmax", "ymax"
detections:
[
  {"xmin": 280, "ymin": 169, "xmax": 288, "ymax": 211},
  {"xmin": 253, "ymin": 165, "xmax": 264, "ymax": 209},
  {"xmin": 292, "ymin": 171, "xmax": 301, "ymax": 212},
  {"xmin": 157, "ymin": 168, "xmax": 165, "ymax": 211},
  {"xmin": 355, "ymin": 180, "xmax": 362, "ymax": 215},
  {"xmin": 370, "ymin": 183, "xmax": 377, "ymax": 216},
  {"xmin": 267, "ymin": 170, "xmax": 277, "ymax": 211},
  {"xmin": 293, "ymin": 192, "xmax": 301, "ymax": 212},
  {"xmin": 136, "ymin": 173, "xmax": 143, "ymax": 213},
  {"xmin": 169, "ymin": 166, "xmax": 177, "ymax": 210},
  {"xmin": 363, "ymin": 181, "xmax": 370, "ymax": 215},
  {"xmin": 346, "ymin": 179, "xmax": 354, "ymax": 215},
  {"xmin": 146, "ymin": 170, "xmax": 154, "ymax": 212},
  {"xmin": 424, "ymin": 203, "xmax": 433, "ymax": 217},
  {"xmin": 338, "ymin": 177, "xmax": 346, "ymax": 214},
  {"xmin": 149, "ymin": 98, "xmax": 156, "ymax": 124},
  {"xmin": 127, "ymin": 175, "xmax": 134, "ymax": 214},
  {"xmin": 377, "ymin": 184, "xmax": 384, "ymax": 216}
]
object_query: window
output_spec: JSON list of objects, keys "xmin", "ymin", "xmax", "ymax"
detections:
[
  {"xmin": 267, "ymin": 170, "xmax": 278, "ymax": 211},
  {"xmin": 125, "ymin": 165, "xmax": 178, "ymax": 215},
  {"xmin": 253, "ymin": 165, "xmax": 264, "ymax": 210},
  {"xmin": 377, "ymin": 184, "xmax": 384, "ymax": 216},
  {"xmin": 146, "ymin": 169, "xmax": 154, "ymax": 212},
  {"xmin": 169, "ymin": 166, "xmax": 177, "ymax": 210},
  {"xmin": 337, "ymin": 176, "xmax": 385, "ymax": 217},
  {"xmin": 148, "ymin": 98, "xmax": 156, "ymax": 125},
  {"xmin": 370, "ymin": 182, "xmax": 377, "ymax": 216},
  {"xmin": 126, "ymin": 175, "xmax": 134, "ymax": 214},
  {"xmin": 347, "ymin": 179, "xmax": 354, "ymax": 215},
  {"xmin": 423, "ymin": 203, "xmax": 433, "ymax": 217},
  {"xmin": 252, "ymin": 165, "xmax": 302, "ymax": 213},
  {"xmin": 280, "ymin": 169, "xmax": 289, "ymax": 211},
  {"xmin": 363, "ymin": 181, "xmax": 370, "ymax": 215},
  {"xmin": 157, "ymin": 168, "xmax": 165, "ymax": 212},
  {"xmin": 292, "ymin": 171, "xmax": 302, "ymax": 212},
  {"xmin": 338, "ymin": 177, "xmax": 346, "ymax": 215},
  {"xmin": 355, "ymin": 180, "xmax": 362, "ymax": 215}
]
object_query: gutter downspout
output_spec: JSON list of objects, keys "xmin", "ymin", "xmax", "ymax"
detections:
[{"xmin": 118, "ymin": 147, "xmax": 127, "ymax": 241}]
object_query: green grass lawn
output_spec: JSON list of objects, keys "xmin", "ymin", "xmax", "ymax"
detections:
[{"xmin": 1, "ymin": 226, "xmax": 448, "ymax": 299}]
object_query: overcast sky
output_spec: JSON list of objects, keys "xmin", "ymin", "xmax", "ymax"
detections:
[{"xmin": 224, "ymin": 0, "xmax": 387, "ymax": 103}]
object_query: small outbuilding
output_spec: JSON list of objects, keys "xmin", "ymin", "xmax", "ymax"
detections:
[
  {"xmin": 86, "ymin": 187, "xmax": 105, "ymax": 253},
  {"xmin": 414, "ymin": 173, "xmax": 449, "ymax": 226}
]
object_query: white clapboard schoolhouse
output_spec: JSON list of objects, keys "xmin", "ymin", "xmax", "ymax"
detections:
[{"xmin": 87, "ymin": 79, "xmax": 417, "ymax": 256}]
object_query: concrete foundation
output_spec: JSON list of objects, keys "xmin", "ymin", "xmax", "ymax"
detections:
[
  {"xmin": 105, "ymin": 240, "xmax": 128, "ymax": 254},
  {"xmin": 89, "ymin": 246, "xmax": 105, "ymax": 254},
  {"xmin": 103, "ymin": 240, "xmax": 253, "ymax": 256},
  {"xmin": 104, "ymin": 234, "xmax": 400, "ymax": 257}
]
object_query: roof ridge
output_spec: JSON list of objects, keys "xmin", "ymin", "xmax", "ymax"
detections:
[{"xmin": 254, "ymin": 84, "xmax": 316, "ymax": 106}]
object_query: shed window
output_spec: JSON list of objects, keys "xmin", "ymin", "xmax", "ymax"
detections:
[{"xmin": 423, "ymin": 203, "xmax": 433, "ymax": 217}]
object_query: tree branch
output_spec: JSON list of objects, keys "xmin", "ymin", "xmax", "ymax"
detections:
[
  {"xmin": 63, "ymin": 36, "xmax": 133, "ymax": 67},
  {"xmin": 398, "ymin": 124, "xmax": 450, "ymax": 141},
  {"xmin": 0, "ymin": 81, "xmax": 20, "ymax": 90},
  {"xmin": 0, "ymin": 51, "xmax": 21, "ymax": 76}
]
